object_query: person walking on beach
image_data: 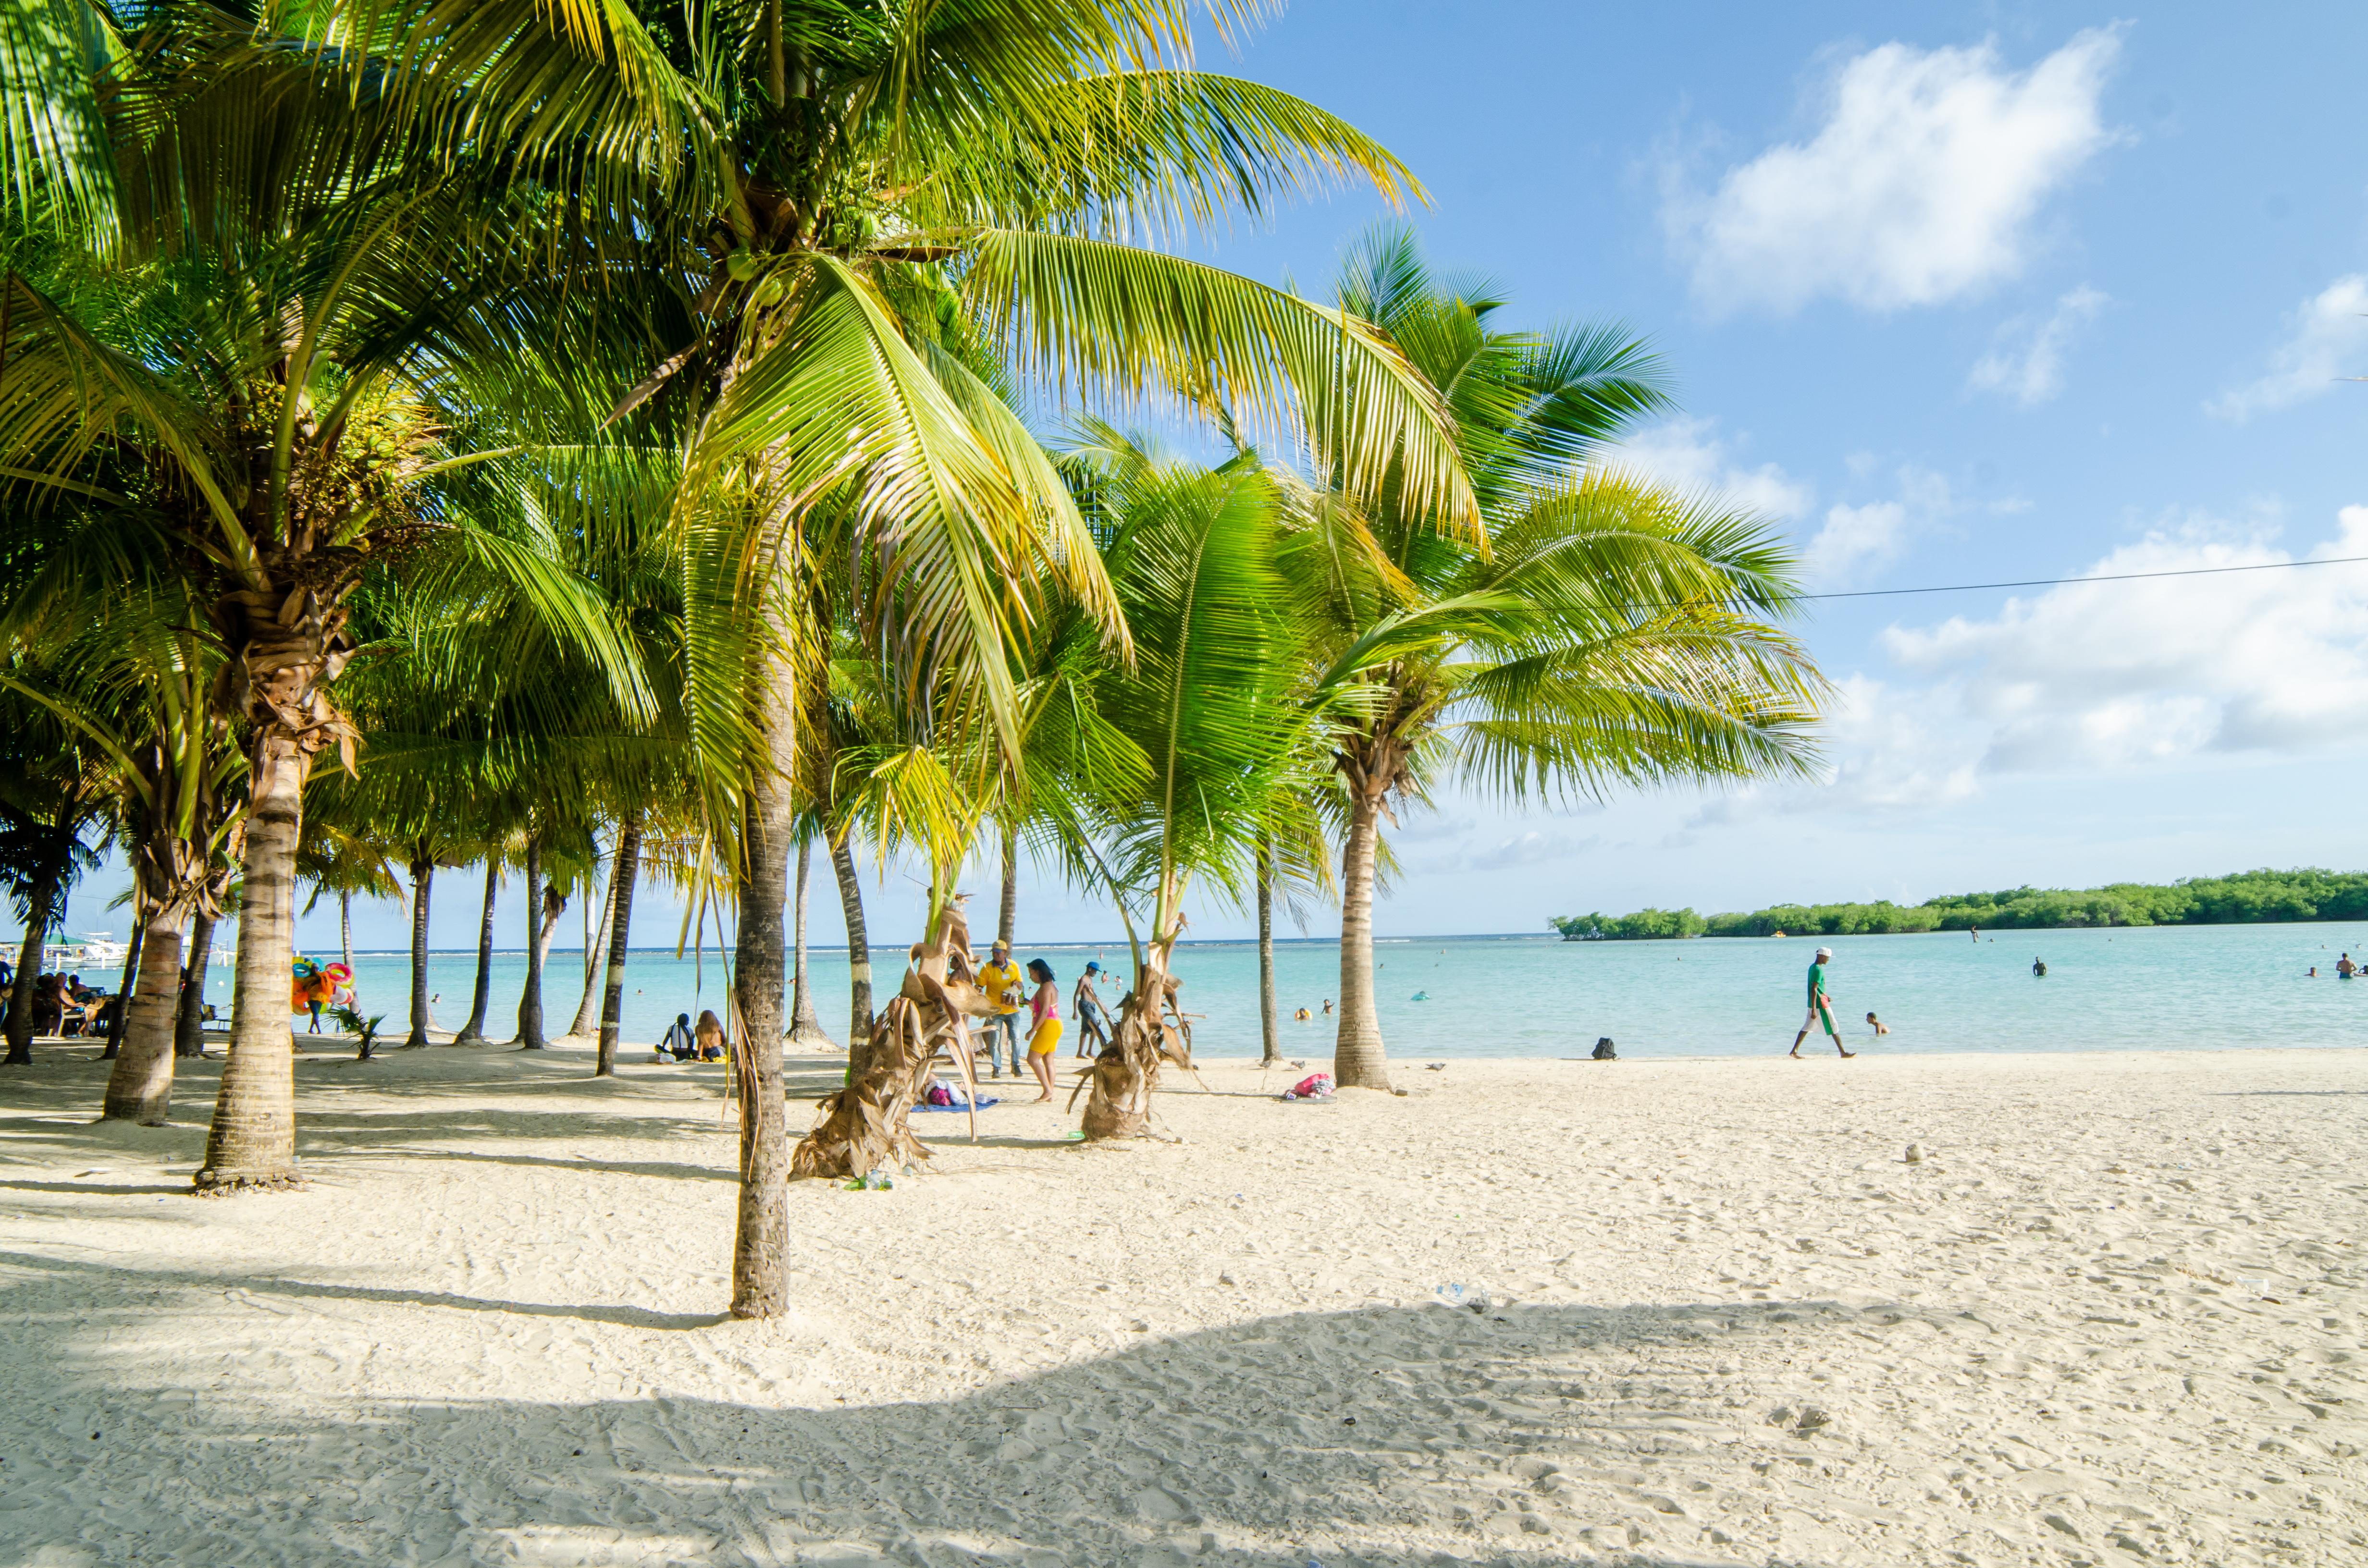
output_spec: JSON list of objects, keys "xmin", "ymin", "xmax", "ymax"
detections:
[
  {"xmin": 1072, "ymin": 961, "xmax": 1110, "ymax": 1055},
  {"xmin": 1024, "ymin": 959, "xmax": 1063, "ymax": 1101},
  {"xmin": 1790, "ymin": 947, "xmax": 1853, "ymax": 1058},
  {"xmin": 978, "ymin": 940, "xmax": 1027, "ymax": 1078}
]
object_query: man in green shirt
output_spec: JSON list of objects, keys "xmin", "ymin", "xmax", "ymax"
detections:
[
  {"xmin": 976, "ymin": 939, "xmax": 1027, "ymax": 1078},
  {"xmin": 1790, "ymin": 946, "xmax": 1854, "ymax": 1058}
]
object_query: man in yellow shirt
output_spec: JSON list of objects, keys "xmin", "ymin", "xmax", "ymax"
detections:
[{"xmin": 976, "ymin": 939, "xmax": 1027, "ymax": 1078}]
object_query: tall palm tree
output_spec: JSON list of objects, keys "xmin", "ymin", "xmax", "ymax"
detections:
[
  {"xmin": 0, "ymin": 580, "xmax": 243, "ymax": 1118},
  {"xmin": 1302, "ymin": 231, "xmax": 1831, "ymax": 1089},
  {"xmin": 0, "ymin": 10, "xmax": 656, "ymax": 1184}
]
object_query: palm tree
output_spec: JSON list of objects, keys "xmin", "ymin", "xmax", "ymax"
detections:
[
  {"xmin": 0, "ymin": 13, "xmax": 655, "ymax": 1184},
  {"xmin": 1301, "ymin": 231, "xmax": 1831, "ymax": 1090},
  {"xmin": 1, "ymin": 582, "xmax": 243, "ymax": 1118},
  {"xmin": 1048, "ymin": 438, "xmax": 1324, "ymax": 1136},
  {"xmin": 0, "ymin": 677, "xmax": 109, "ymax": 1065}
]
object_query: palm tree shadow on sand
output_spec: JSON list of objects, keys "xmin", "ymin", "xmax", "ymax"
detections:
[{"xmin": 0, "ymin": 1253, "xmax": 1930, "ymax": 1567}]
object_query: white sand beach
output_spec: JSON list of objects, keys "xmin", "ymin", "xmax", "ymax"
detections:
[{"xmin": 0, "ymin": 1041, "xmax": 2360, "ymax": 1567}]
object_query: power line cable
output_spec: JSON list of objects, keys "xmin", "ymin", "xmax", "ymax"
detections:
[{"xmin": 1800, "ymin": 552, "xmax": 2368, "ymax": 602}]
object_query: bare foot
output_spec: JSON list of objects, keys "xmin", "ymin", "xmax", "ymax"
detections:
[
  {"xmin": 1837, "ymin": 1049, "xmax": 1856, "ymax": 1058},
  {"xmin": 1788, "ymin": 1048, "xmax": 1801, "ymax": 1058},
  {"xmin": 1033, "ymin": 1091, "xmax": 1052, "ymax": 1102}
]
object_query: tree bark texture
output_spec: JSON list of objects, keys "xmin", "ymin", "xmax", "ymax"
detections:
[
  {"xmin": 97, "ymin": 921, "xmax": 142, "ymax": 1060},
  {"xmin": 1331, "ymin": 792, "xmax": 1390, "ymax": 1090},
  {"xmin": 788, "ymin": 836, "xmax": 832, "ymax": 1046},
  {"xmin": 339, "ymin": 888, "xmax": 352, "ymax": 972},
  {"xmin": 594, "ymin": 819, "xmax": 641, "ymax": 1077},
  {"xmin": 831, "ymin": 833, "xmax": 872, "ymax": 1050},
  {"xmin": 103, "ymin": 915, "xmax": 181, "ymax": 1121},
  {"xmin": 998, "ymin": 823, "xmax": 1018, "ymax": 948},
  {"xmin": 1081, "ymin": 933, "xmax": 1181, "ymax": 1140},
  {"xmin": 2, "ymin": 872, "xmax": 56, "ymax": 1065},
  {"xmin": 174, "ymin": 911, "xmax": 215, "ymax": 1058},
  {"xmin": 197, "ymin": 735, "xmax": 308, "ymax": 1190},
  {"xmin": 514, "ymin": 836, "xmax": 546, "ymax": 1048},
  {"xmin": 1257, "ymin": 839, "xmax": 1281, "ymax": 1066},
  {"xmin": 730, "ymin": 677, "xmax": 797, "ymax": 1319},
  {"xmin": 403, "ymin": 851, "xmax": 434, "ymax": 1049},
  {"xmin": 567, "ymin": 853, "xmax": 615, "ymax": 1039},
  {"xmin": 197, "ymin": 576, "xmax": 357, "ymax": 1189},
  {"xmin": 456, "ymin": 859, "xmax": 498, "ymax": 1045},
  {"xmin": 791, "ymin": 901, "xmax": 987, "ymax": 1178}
]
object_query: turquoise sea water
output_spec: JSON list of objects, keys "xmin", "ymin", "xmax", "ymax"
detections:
[{"xmin": 137, "ymin": 918, "xmax": 2368, "ymax": 1058}]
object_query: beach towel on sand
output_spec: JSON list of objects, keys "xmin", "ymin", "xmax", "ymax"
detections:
[
  {"xmin": 914, "ymin": 1079, "xmax": 999, "ymax": 1112},
  {"xmin": 1281, "ymin": 1072, "xmax": 1334, "ymax": 1102}
]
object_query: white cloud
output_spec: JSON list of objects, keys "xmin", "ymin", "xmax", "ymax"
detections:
[
  {"xmin": 1612, "ymin": 416, "xmax": 1813, "ymax": 519},
  {"xmin": 1805, "ymin": 465, "xmax": 1953, "ymax": 586},
  {"xmin": 1667, "ymin": 28, "xmax": 2123, "ymax": 314},
  {"xmin": 1969, "ymin": 284, "xmax": 2109, "ymax": 404},
  {"xmin": 1883, "ymin": 509, "xmax": 2368, "ymax": 769},
  {"xmin": 2207, "ymin": 275, "xmax": 2368, "ymax": 421},
  {"xmin": 1688, "ymin": 674, "xmax": 1983, "ymax": 828}
]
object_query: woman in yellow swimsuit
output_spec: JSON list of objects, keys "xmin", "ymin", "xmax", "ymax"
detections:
[{"xmin": 1024, "ymin": 959, "xmax": 1062, "ymax": 1101}]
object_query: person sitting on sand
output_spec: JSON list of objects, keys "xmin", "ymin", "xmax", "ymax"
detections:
[
  {"xmin": 1024, "ymin": 959, "xmax": 1062, "ymax": 1102},
  {"xmin": 1865, "ymin": 1010, "xmax": 1889, "ymax": 1037},
  {"xmin": 694, "ymin": 1009, "xmax": 727, "ymax": 1061},
  {"xmin": 1072, "ymin": 961, "xmax": 1110, "ymax": 1056},
  {"xmin": 1789, "ymin": 947, "xmax": 1854, "ymax": 1059},
  {"xmin": 659, "ymin": 1012, "xmax": 695, "ymax": 1060}
]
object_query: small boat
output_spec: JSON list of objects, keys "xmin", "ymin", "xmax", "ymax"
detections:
[{"xmin": 40, "ymin": 932, "xmax": 129, "ymax": 971}]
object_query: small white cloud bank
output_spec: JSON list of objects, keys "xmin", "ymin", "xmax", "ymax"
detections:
[
  {"xmin": 1667, "ymin": 28, "xmax": 2123, "ymax": 314},
  {"xmin": 1806, "ymin": 465, "xmax": 1953, "ymax": 587},
  {"xmin": 1884, "ymin": 509, "xmax": 2368, "ymax": 770},
  {"xmin": 2207, "ymin": 275, "xmax": 2368, "ymax": 421},
  {"xmin": 1611, "ymin": 416, "xmax": 1813, "ymax": 520},
  {"xmin": 1969, "ymin": 285, "xmax": 2109, "ymax": 404}
]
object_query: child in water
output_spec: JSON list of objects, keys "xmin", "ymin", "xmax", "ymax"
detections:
[{"xmin": 1865, "ymin": 1011, "xmax": 1890, "ymax": 1037}]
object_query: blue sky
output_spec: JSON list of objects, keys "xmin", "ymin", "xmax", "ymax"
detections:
[{"xmin": 51, "ymin": 2, "xmax": 2368, "ymax": 952}]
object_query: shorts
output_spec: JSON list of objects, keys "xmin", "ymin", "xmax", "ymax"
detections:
[
  {"xmin": 1801, "ymin": 1002, "xmax": 1838, "ymax": 1035},
  {"xmin": 1029, "ymin": 1019, "xmax": 1063, "ymax": 1056}
]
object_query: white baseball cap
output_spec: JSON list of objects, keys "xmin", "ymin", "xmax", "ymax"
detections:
[{"xmin": 1814, "ymin": 946, "xmax": 1833, "ymax": 960}]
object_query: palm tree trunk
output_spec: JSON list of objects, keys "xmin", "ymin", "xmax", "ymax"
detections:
[
  {"xmin": 338, "ymin": 888, "xmax": 352, "ymax": 972},
  {"xmin": 174, "ymin": 911, "xmax": 215, "ymax": 1059},
  {"xmin": 998, "ymin": 822, "xmax": 1019, "ymax": 947},
  {"xmin": 197, "ymin": 736, "xmax": 306, "ymax": 1189},
  {"xmin": 731, "ymin": 674, "xmax": 796, "ymax": 1319},
  {"xmin": 403, "ymin": 851, "xmax": 434, "ymax": 1049},
  {"xmin": 567, "ymin": 851, "xmax": 615, "ymax": 1039},
  {"xmin": 455, "ymin": 859, "xmax": 498, "ymax": 1046},
  {"xmin": 103, "ymin": 908, "xmax": 184, "ymax": 1119},
  {"xmin": 594, "ymin": 819, "xmax": 642, "ymax": 1076},
  {"xmin": 1332, "ymin": 793, "xmax": 1390, "ymax": 1090},
  {"xmin": 97, "ymin": 922, "xmax": 142, "ymax": 1060},
  {"xmin": 789, "ymin": 836, "xmax": 829, "ymax": 1045},
  {"xmin": 831, "ymin": 833, "xmax": 872, "ymax": 1048},
  {"xmin": 1258, "ymin": 837, "xmax": 1281, "ymax": 1066},
  {"xmin": 514, "ymin": 835, "xmax": 546, "ymax": 1049},
  {"xmin": 1, "ymin": 872, "xmax": 50, "ymax": 1066}
]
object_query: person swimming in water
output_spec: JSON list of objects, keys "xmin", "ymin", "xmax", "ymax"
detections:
[
  {"xmin": 2339, "ymin": 953, "xmax": 2358, "ymax": 979},
  {"xmin": 1865, "ymin": 1010, "xmax": 1890, "ymax": 1037}
]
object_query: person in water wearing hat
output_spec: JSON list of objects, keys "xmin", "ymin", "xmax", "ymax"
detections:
[
  {"xmin": 1789, "ymin": 946, "xmax": 1854, "ymax": 1058},
  {"xmin": 1072, "ymin": 961, "xmax": 1110, "ymax": 1055},
  {"xmin": 977, "ymin": 939, "xmax": 1027, "ymax": 1078}
]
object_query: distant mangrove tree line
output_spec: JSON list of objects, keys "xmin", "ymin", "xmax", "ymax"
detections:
[{"xmin": 1549, "ymin": 868, "xmax": 2368, "ymax": 940}]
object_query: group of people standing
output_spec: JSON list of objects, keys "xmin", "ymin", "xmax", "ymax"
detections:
[{"xmin": 974, "ymin": 940, "xmax": 1117, "ymax": 1101}]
